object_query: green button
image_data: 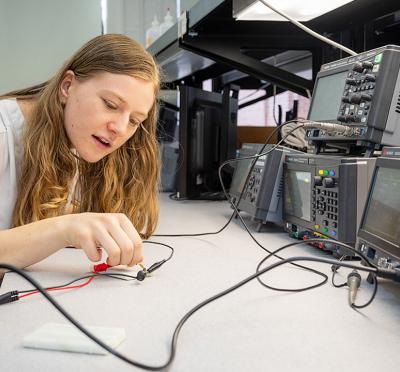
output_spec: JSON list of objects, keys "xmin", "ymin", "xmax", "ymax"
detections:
[
  {"xmin": 323, "ymin": 170, "xmax": 329, "ymax": 176},
  {"xmin": 323, "ymin": 227, "xmax": 329, "ymax": 233},
  {"xmin": 374, "ymin": 53, "xmax": 382, "ymax": 63}
]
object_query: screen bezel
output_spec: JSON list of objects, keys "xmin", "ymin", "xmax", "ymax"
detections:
[{"xmin": 358, "ymin": 157, "xmax": 400, "ymax": 259}]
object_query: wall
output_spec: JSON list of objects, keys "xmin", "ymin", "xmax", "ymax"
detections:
[
  {"xmin": 0, "ymin": 0, "xmax": 102, "ymax": 94},
  {"xmin": 106, "ymin": 0, "xmax": 190, "ymax": 46}
]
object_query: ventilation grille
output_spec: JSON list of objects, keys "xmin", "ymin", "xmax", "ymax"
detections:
[
  {"xmin": 396, "ymin": 92, "xmax": 400, "ymax": 114},
  {"xmin": 275, "ymin": 177, "xmax": 284, "ymax": 198}
]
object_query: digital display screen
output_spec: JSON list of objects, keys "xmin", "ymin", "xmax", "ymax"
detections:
[
  {"xmin": 308, "ymin": 70, "xmax": 348, "ymax": 121},
  {"xmin": 284, "ymin": 170, "xmax": 312, "ymax": 221},
  {"xmin": 362, "ymin": 166, "xmax": 400, "ymax": 245}
]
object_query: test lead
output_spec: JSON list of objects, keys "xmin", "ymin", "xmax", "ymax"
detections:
[{"xmin": 0, "ymin": 290, "xmax": 19, "ymax": 305}]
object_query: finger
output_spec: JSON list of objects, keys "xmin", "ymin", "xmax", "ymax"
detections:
[
  {"xmin": 107, "ymin": 221, "xmax": 134, "ymax": 266},
  {"xmin": 93, "ymin": 225, "xmax": 121, "ymax": 267},
  {"xmin": 79, "ymin": 234, "xmax": 102, "ymax": 262},
  {"xmin": 129, "ymin": 242, "xmax": 143, "ymax": 267},
  {"xmin": 118, "ymin": 214, "xmax": 143, "ymax": 267}
]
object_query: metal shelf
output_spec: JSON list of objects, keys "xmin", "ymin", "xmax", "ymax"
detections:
[{"xmin": 148, "ymin": 0, "xmax": 400, "ymax": 96}]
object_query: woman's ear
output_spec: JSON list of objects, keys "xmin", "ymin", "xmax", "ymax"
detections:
[{"xmin": 59, "ymin": 70, "xmax": 76, "ymax": 104}]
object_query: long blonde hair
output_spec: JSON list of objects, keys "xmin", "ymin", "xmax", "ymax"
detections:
[{"xmin": 1, "ymin": 34, "xmax": 161, "ymax": 238}]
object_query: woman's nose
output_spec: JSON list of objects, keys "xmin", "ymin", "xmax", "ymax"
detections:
[{"xmin": 107, "ymin": 114, "xmax": 130, "ymax": 136}]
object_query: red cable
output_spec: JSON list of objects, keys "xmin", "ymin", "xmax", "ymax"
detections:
[
  {"xmin": 19, "ymin": 276, "xmax": 95, "ymax": 298},
  {"xmin": 18, "ymin": 262, "xmax": 110, "ymax": 299}
]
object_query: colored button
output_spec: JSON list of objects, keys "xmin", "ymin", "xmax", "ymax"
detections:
[
  {"xmin": 323, "ymin": 227, "xmax": 329, "ymax": 233},
  {"xmin": 374, "ymin": 53, "xmax": 382, "ymax": 63},
  {"xmin": 324, "ymin": 170, "xmax": 329, "ymax": 176},
  {"xmin": 318, "ymin": 169, "xmax": 324, "ymax": 175},
  {"xmin": 315, "ymin": 224, "xmax": 320, "ymax": 230},
  {"xmin": 331, "ymin": 230, "xmax": 337, "ymax": 236},
  {"xmin": 329, "ymin": 170, "xmax": 335, "ymax": 176}
]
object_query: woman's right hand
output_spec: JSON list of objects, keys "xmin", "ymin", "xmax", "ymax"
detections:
[{"xmin": 61, "ymin": 212, "xmax": 143, "ymax": 267}]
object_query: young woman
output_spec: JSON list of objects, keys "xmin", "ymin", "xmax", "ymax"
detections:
[{"xmin": 0, "ymin": 34, "xmax": 161, "ymax": 270}]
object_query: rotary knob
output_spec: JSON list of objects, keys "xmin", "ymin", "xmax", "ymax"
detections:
[{"xmin": 323, "ymin": 177, "xmax": 335, "ymax": 188}]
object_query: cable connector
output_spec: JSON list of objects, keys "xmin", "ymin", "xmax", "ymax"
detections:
[
  {"xmin": 136, "ymin": 260, "xmax": 167, "ymax": 282},
  {"xmin": 93, "ymin": 263, "xmax": 110, "ymax": 273},
  {"xmin": 0, "ymin": 290, "xmax": 19, "ymax": 305},
  {"xmin": 303, "ymin": 121, "xmax": 356, "ymax": 136},
  {"xmin": 347, "ymin": 270, "xmax": 361, "ymax": 306},
  {"xmin": 147, "ymin": 260, "xmax": 167, "ymax": 274},
  {"xmin": 136, "ymin": 269, "xmax": 147, "ymax": 281}
]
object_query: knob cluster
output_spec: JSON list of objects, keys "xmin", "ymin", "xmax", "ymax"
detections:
[{"xmin": 338, "ymin": 58, "xmax": 376, "ymax": 124}]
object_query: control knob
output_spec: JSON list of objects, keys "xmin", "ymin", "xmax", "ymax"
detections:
[
  {"xmin": 362, "ymin": 61, "xmax": 374, "ymax": 69},
  {"xmin": 353, "ymin": 62, "xmax": 364, "ymax": 73},
  {"xmin": 360, "ymin": 93, "xmax": 372, "ymax": 101},
  {"xmin": 349, "ymin": 94, "xmax": 362, "ymax": 104},
  {"xmin": 314, "ymin": 176, "xmax": 323, "ymax": 186},
  {"xmin": 322, "ymin": 178, "xmax": 335, "ymax": 188},
  {"xmin": 364, "ymin": 74, "xmax": 376, "ymax": 82},
  {"xmin": 345, "ymin": 78, "xmax": 357, "ymax": 85}
]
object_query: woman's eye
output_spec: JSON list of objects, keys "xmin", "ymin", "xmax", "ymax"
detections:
[
  {"xmin": 129, "ymin": 118, "xmax": 140, "ymax": 127},
  {"xmin": 103, "ymin": 99, "xmax": 117, "ymax": 110}
]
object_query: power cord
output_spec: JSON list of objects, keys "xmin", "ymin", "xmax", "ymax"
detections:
[
  {"xmin": 255, "ymin": 238, "xmax": 379, "ymax": 308},
  {"xmin": 0, "ymin": 238, "xmax": 399, "ymax": 370},
  {"xmin": 257, "ymin": 0, "xmax": 357, "ymax": 56},
  {"xmin": 331, "ymin": 255, "xmax": 378, "ymax": 309},
  {"xmin": 154, "ymin": 118, "xmax": 304, "ymax": 238},
  {"xmin": 0, "ymin": 240, "xmax": 174, "ymax": 305},
  {"xmin": 156, "ymin": 120, "xmax": 356, "ymax": 294}
]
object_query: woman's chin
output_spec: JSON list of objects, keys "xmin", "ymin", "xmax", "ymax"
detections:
[{"xmin": 76, "ymin": 149, "xmax": 105, "ymax": 163}]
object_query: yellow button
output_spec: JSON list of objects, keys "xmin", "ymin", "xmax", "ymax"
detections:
[
  {"xmin": 318, "ymin": 170, "xmax": 324, "ymax": 175},
  {"xmin": 315, "ymin": 224, "xmax": 320, "ymax": 229}
]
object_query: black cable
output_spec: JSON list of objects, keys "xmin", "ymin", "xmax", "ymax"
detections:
[
  {"xmin": 351, "ymin": 273, "xmax": 378, "ymax": 309},
  {"xmin": 18, "ymin": 272, "xmax": 139, "ymax": 294},
  {"xmin": 331, "ymin": 255, "xmax": 378, "ymax": 309},
  {"xmin": 252, "ymin": 238, "xmax": 379, "ymax": 308},
  {"xmin": 18, "ymin": 240, "xmax": 174, "ymax": 295},
  {"xmin": 143, "ymin": 240, "xmax": 174, "ymax": 262},
  {"xmin": 0, "ymin": 247, "xmax": 387, "ymax": 371},
  {"xmin": 216, "ymin": 123, "xmax": 334, "ymax": 290},
  {"xmin": 254, "ymin": 238, "xmax": 373, "ymax": 293},
  {"xmin": 18, "ymin": 273, "xmax": 109, "ymax": 294},
  {"xmin": 153, "ymin": 119, "xmax": 295, "ymax": 237},
  {"xmin": 154, "ymin": 119, "xmax": 307, "ymax": 240},
  {"xmin": 331, "ymin": 255, "xmax": 349, "ymax": 288},
  {"xmin": 155, "ymin": 120, "xmax": 331, "ymax": 292},
  {"xmin": 251, "ymin": 238, "xmax": 379, "ymax": 311}
]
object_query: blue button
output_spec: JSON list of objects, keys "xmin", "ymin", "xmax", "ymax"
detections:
[
  {"xmin": 329, "ymin": 170, "xmax": 336, "ymax": 176},
  {"xmin": 331, "ymin": 230, "xmax": 337, "ymax": 236}
]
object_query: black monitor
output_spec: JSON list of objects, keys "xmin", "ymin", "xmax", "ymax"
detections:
[
  {"xmin": 358, "ymin": 157, "xmax": 400, "ymax": 263},
  {"xmin": 177, "ymin": 85, "xmax": 239, "ymax": 199}
]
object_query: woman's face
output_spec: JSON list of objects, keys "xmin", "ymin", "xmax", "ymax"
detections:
[{"xmin": 60, "ymin": 70, "xmax": 155, "ymax": 163}]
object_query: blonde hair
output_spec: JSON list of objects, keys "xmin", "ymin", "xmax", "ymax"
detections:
[{"xmin": 1, "ymin": 34, "xmax": 161, "ymax": 238}]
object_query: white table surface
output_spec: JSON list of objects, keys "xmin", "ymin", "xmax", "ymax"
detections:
[{"xmin": 1, "ymin": 193, "xmax": 400, "ymax": 372}]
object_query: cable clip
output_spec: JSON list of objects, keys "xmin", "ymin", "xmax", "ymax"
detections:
[{"xmin": 93, "ymin": 263, "xmax": 110, "ymax": 273}]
